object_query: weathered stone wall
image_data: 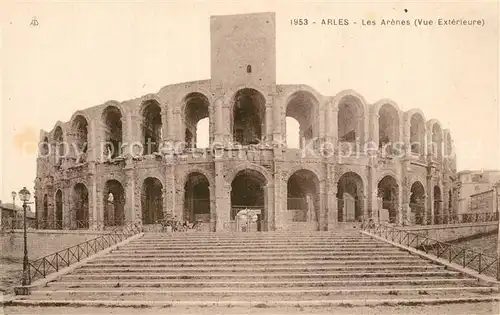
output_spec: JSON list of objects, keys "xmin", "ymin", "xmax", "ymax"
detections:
[{"xmin": 402, "ymin": 222, "xmax": 498, "ymax": 243}]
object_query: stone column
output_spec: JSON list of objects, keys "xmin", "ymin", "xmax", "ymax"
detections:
[
  {"xmin": 273, "ymin": 160, "xmax": 285, "ymax": 231},
  {"xmin": 166, "ymin": 105, "xmax": 175, "ymax": 143},
  {"xmin": 214, "ymin": 97, "xmax": 224, "ymax": 143},
  {"xmin": 273, "ymin": 95, "xmax": 283, "ymax": 146},
  {"xmin": 209, "ymin": 186, "xmax": 216, "ymax": 232},
  {"xmin": 318, "ymin": 103, "xmax": 325, "ymax": 144},
  {"xmin": 214, "ymin": 161, "xmax": 230, "ymax": 231},
  {"xmin": 326, "ymin": 166, "xmax": 338, "ymax": 230},
  {"xmin": 426, "ymin": 174, "xmax": 434, "ymax": 224},
  {"xmin": 369, "ymin": 165, "xmax": 379, "ymax": 220},
  {"xmin": 124, "ymin": 158, "xmax": 136, "ymax": 224},
  {"xmin": 319, "ymin": 180, "xmax": 326, "ymax": 231},
  {"xmin": 397, "ymin": 184, "xmax": 403, "ymax": 225},
  {"xmin": 330, "ymin": 107, "xmax": 338, "ymax": 147},
  {"xmin": 371, "ymin": 112, "xmax": 379, "ymax": 148},
  {"xmin": 88, "ymin": 163, "xmax": 99, "ymax": 230},
  {"xmin": 265, "ymin": 105, "xmax": 273, "ymax": 143},
  {"xmin": 164, "ymin": 161, "xmax": 175, "ymax": 218},
  {"xmin": 62, "ymin": 179, "xmax": 72, "ymax": 229}
]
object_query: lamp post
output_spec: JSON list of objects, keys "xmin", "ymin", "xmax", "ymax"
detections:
[
  {"xmin": 11, "ymin": 191, "xmax": 17, "ymax": 232},
  {"xmin": 18, "ymin": 187, "xmax": 31, "ymax": 286}
]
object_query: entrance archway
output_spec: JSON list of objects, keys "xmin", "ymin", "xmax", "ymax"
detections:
[
  {"xmin": 55, "ymin": 189, "xmax": 63, "ymax": 229},
  {"xmin": 410, "ymin": 181, "xmax": 425, "ymax": 225},
  {"xmin": 231, "ymin": 169, "xmax": 267, "ymax": 231},
  {"xmin": 287, "ymin": 169, "xmax": 320, "ymax": 230},
  {"xmin": 141, "ymin": 101, "xmax": 162, "ymax": 154},
  {"xmin": 141, "ymin": 177, "xmax": 164, "ymax": 224},
  {"xmin": 73, "ymin": 183, "xmax": 89, "ymax": 229},
  {"xmin": 232, "ymin": 89, "xmax": 266, "ymax": 146},
  {"xmin": 184, "ymin": 172, "xmax": 211, "ymax": 224},
  {"xmin": 337, "ymin": 172, "xmax": 364, "ymax": 222},
  {"xmin": 378, "ymin": 175, "xmax": 399, "ymax": 223},
  {"xmin": 103, "ymin": 180, "xmax": 125, "ymax": 226}
]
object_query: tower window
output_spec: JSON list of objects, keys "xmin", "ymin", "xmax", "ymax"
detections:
[{"xmin": 246, "ymin": 65, "xmax": 252, "ymax": 73}]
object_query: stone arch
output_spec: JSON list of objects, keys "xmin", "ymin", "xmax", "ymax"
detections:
[
  {"xmin": 55, "ymin": 189, "xmax": 63, "ymax": 229},
  {"xmin": 226, "ymin": 163, "xmax": 273, "ymax": 186},
  {"xmin": 285, "ymin": 164, "xmax": 323, "ymax": 183},
  {"xmin": 183, "ymin": 92, "xmax": 210, "ymax": 148},
  {"xmin": 184, "ymin": 172, "xmax": 211, "ymax": 224},
  {"xmin": 285, "ymin": 91, "xmax": 319, "ymax": 148},
  {"xmin": 140, "ymin": 99, "xmax": 163, "ymax": 154},
  {"xmin": 70, "ymin": 115, "xmax": 89, "ymax": 162},
  {"xmin": 230, "ymin": 168, "xmax": 269, "ymax": 231},
  {"xmin": 337, "ymin": 172, "xmax": 365, "ymax": 222},
  {"xmin": 73, "ymin": 183, "xmax": 89, "ymax": 229},
  {"xmin": 141, "ymin": 177, "xmax": 164, "ymax": 224},
  {"xmin": 333, "ymin": 90, "xmax": 367, "ymax": 143},
  {"xmin": 427, "ymin": 119, "xmax": 443, "ymax": 158},
  {"xmin": 286, "ymin": 169, "xmax": 321, "ymax": 230},
  {"xmin": 103, "ymin": 179, "xmax": 126, "ymax": 226},
  {"xmin": 179, "ymin": 168, "xmax": 214, "ymax": 191},
  {"xmin": 101, "ymin": 105, "xmax": 124, "ymax": 159},
  {"xmin": 377, "ymin": 175, "xmax": 399, "ymax": 223},
  {"xmin": 410, "ymin": 181, "xmax": 426, "ymax": 225},
  {"xmin": 408, "ymin": 111, "xmax": 426, "ymax": 156},
  {"xmin": 40, "ymin": 136, "xmax": 50, "ymax": 157},
  {"xmin": 374, "ymin": 100, "xmax": 401, "ymax": 151},
  {"xmin": 231, "ymin": 88, "xmax": 266, "ymax": 145}
]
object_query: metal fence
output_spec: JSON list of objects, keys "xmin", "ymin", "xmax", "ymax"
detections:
[
  {"xmin": 362, "ymin": 221, "xmax": 500, "ymax": 280},
  {"xmin": 27, "ymin": 221, "xmax": 142, "ymax": 284}
]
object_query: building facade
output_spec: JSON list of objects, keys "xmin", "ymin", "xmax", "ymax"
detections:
[
  {"xmin": 34, "ymin": 12, "xmax": 459, "ymax": 232},
  {"xmin": 458, "ymin": 170, "xmax": 500, "ymax": 214}
]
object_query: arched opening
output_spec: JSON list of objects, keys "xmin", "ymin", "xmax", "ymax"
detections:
[
  {"xmin": 40, "ymin": 137, "xmax": 50, "ymax": 158},
  {"xmin": 196, "ymin": 118, "xmax": 209, "ymax": 148},
  {"xmin": 71, "ymin": 115, "xmax": 88, "ymax": 162},
  {"xmin": 434, "ymin": 185, "xmax": 443, "ymax": 224},
  {"xmin": 42, "ymin": 194, "xmax": 48, "ymax": 229},
  {"xmin": 410, "ymin": 181, "xmax": 425, "ymax": 225},
  {"xmin": 232, "ymin": 88, "xmax": 266, "ymax": 146},
  {"xmin": 338, "ymin": 96, "xmax": 364, "ymax": 143},
  {"xmin": 73, "ymin": 183, "xmax": 89, "ymax": 229},
  {"xmin": 445, "ymin": 133, "xmax": 453, "ymax": 159},
  {"xmin": 285, "ymin": 92, "xmax": 318, "ymax": 149},
  {"xmin": 287, "ymin": 169, "xmax": 320, "ymax": 230},
  {"xmin": 285, "ymin": 117, "xmax": 300, "ymax": 149},
  {"xmin": 102, "ymin": 106, "xmax": 123, "ymax": 159},
  {"xmin": 231, "ymin": 169, "xmax": 267, "ymax": 231},
  {"xmin": 410, "ymin": 113, "xmax": 425, "ymax": 155},
  {"xmin": 431, "ymin": 124, "xmax": 443, "ymax": 159},
  {"xmin": 378, "ymin": 104, "xmax": 399, "ymax": 153},
  {"xmin": 55, "ymin": 189, "xmax": 63, "ymax": 229},
  {"xmin": 448, "ymin": 189, "xmax": 453, "ymax": 217},
  {"xmin": 103, "ymin": 180, "xmax": 125, "ymax": 227},
  {"xmin": 184, "ymin": 93, "xmax": 210, "ymax": 149},
  {"xmin": 377, "ymin": 176, "xmax": 399, "ymax": 223},
  {"xmin": 53, "ymin": 126, "xmax": 64, "ymax": 166},
  {"xmin": 141, "ymin": 101, "xmax": 162, "ymax": 155},
  {"xmin": 337, "ymin": 172, "xmax": 364, "ymax": 222},
  {"xmin": 141, "ymin": 177, "xmax": 164, "ymax": 225},
  {"xmin": 184, "ymin": 172, "xmax": 211, "ymax": 225}
]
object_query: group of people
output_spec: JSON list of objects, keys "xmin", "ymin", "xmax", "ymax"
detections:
[{"xmin": 159, "ymin": 216, "xmax": 201, "ymax": 232}]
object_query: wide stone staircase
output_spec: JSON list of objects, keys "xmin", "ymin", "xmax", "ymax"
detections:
[{"xmin": 12, "ymin": 230, "xmax": 499, "ymax": 307}]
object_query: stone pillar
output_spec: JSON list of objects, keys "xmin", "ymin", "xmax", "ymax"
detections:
[
  {"xmin": 265, "ymin": 105, "xmax": 273, "ymax": 142},
  {"xmin": 273, "ymin": 96, "xmax": 284, "ymax": 146},
  {"xmin": 164, "ymin": 161, "xmax": 175, "ymax": 218},
  {"xmin": 88, "ymin": 163, "xmax": 99, "ymax": 230},
  {"xmin": 124, "ymin": 158, "xmax": 136, "ymax": 224},
  {"xmin": 326, "ymin": 167, "xmax": 338, "ymax": 230},
  {"xmin": 318, "ymin": 103, "xmax": 325, "ymax": 144},
  {"xmin": 369, "ymin": 165, "xmax": 378, "ymax": 220},
  {"xmin": 319, "ymin": 180, "xmax": 326, "ymax": 230},
  {"xmin": 214, "ymin": 97, "xmax": 224, "ymax": 143},
  {"xmin": 214, "ymin": 161, "xmax": 230, "ymax": 231},
  {"xmin": 62, "ymin": 179, "xmax": 72, "ymax": 229},
  {"xmin": 209, "ymin": 186, "xmax": 216, "ymax": 232},
  {"xmin": 330, "ymin": 107, "xmax": 338, "ymax": 147},
  {"xmin": 265, "ymin": 183, "xmax": 275, "ymax": 231},
  {"xmin": 397, "ymin": 184, "xmax": 403, "ymax": 225},
  {"xmin": 273, "ymin": 160, "xmax": 285, "ymax": 231},
  {"xmin": 426, "ymin": 174, "xmax": 434, "ymax": 224},
  {"xmin": 371, "ymin": 112, "xmax": 379, "ymax": 148},
  {"xmin": 166, "ymin": 105, "xmax": 175, "ymax": 143}
]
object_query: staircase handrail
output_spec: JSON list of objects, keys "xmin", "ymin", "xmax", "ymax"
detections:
[
  {"xmin": 26, "ymin": 220, "xmax": 142, "ymax": 284},
  {"xmin": 362, "ymin": 221, "xmax": 500, "ymax": 281}
]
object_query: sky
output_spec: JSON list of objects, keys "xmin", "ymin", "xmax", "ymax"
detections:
[{"xmin": 1, "ymin": 0, "xmax": 499, "ymax": 204}]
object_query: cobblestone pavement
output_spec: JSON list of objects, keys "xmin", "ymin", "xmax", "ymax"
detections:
[{"xmin": 3, "ymin": 302, "xmax": 500, "ymax": 315}]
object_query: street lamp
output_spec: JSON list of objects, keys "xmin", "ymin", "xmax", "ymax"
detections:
[
  {"xmin": 18, "ymin": 187, "xmax": 31, "ymax": 286},
  {"xmin": 11, "ymin": 191, "xmax": 17, "ymax": 232}
]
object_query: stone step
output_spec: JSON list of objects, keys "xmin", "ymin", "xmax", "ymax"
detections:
[
  {"xmin": 79, "ymin": 258, "xmax": 432, "ymax": 268},
  {"xmin": 71, "ymin": 264, "xmax": 443, "ymax": 274},
  {"xmin": 130, "ymin": 239, "xmax": 380, "ymax": 244},
  {"xmin": 109, "ymin": 248, "xmax": 405, "ymax": 254},
  {"xmin": 48, "ymin": 278, "xmax": 479, "ymax": 289},
  {"xmin": 103, "ymin": 251, "xmax": 407, "ymax": 258},
  {"xmin": 91, "ymin": 254, "xmax": 416, "ymax": 263},
  {"xmin": 120, "ymin": 244, "xmax": 396, "ymax": 251},
  {"xmin": 60, "ymin": 270, "xmax": 464, "ymax": 281},
  {"xmin": 25, "ymin": 286, "xmax": 496, "ymax": 302}
]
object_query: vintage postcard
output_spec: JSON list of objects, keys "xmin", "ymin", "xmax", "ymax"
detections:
[{"xmin": 1, "ymin": 1, "xmax": 499, "ymax": 314}]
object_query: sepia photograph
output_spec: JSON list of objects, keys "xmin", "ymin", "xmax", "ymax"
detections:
[{"xmin": 1, "ymin": 0, "xmax": 499, "ymax": 314}]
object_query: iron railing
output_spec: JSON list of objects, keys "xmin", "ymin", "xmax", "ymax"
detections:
[
  {"xmin": 26, "ymin": 220, "xmax": 142, "ymax": 284},
  {"xmin": 405, "ymin": 211, "xmax": 498, "ymax": 226},
  {"xmin": 362, "ymin": 222, "xmax": 500, "ymax": 280}
]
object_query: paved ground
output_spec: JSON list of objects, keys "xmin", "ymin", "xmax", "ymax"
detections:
[
  {"xmin": 0, "ymin": 258, "xmax": 22, "ymax": 295},
  {"xmin": 2, "ymin": 302, "xmax": 500, "ymax": 315},
  {"xmin": 455, "ymin": 234, "xmax": 498, "ymax": 257}
]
